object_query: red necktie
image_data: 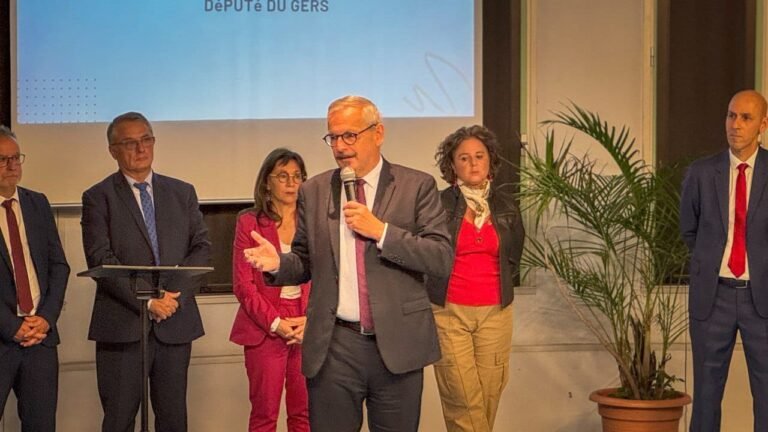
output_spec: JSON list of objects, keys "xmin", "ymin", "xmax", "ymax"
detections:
[
  {"xmin": 728, "ymin": 163, "xmax": 748, "ymax": 277},
  {"xmin": 355, "ymin": 179, "xmax": 374, "ymax": 331},
  {"xmin": 3, "ymin": 199, "xmax": 34, "ymax": 313}
]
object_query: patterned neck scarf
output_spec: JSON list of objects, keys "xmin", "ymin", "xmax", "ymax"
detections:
[{"xmin": 458, "ymin": 180, "xmax": 491, "ymax": 229}]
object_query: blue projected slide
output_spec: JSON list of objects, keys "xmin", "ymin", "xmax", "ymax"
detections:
[{"xmin": 16, "ymin": 0, "xmax": 474, "ymax": 123}]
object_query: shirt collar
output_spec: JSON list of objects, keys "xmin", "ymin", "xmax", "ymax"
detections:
[
  {"xmin": 3, "ymin": 189, "xmax": 19, "ymax": 204},
  {"xmin": 729, "ymin": 149, "xmax": 758, "ymax": 170},
  {"xmin": 123, "ymin": 171, "xmax": 154, "ymax": 188},
  {"xmin": 358, "ymin": 156, "xmax": 383, "ymax": 189}
]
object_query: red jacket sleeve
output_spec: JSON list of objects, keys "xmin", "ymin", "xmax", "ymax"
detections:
[{"xmin": 231, "ymin": 213, "xmax": 281, "ymax": 333}]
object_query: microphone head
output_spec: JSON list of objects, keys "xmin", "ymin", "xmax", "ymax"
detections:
[{"xmin": 340, "ymin": 167, "xmax": 356, "ymax": 182}]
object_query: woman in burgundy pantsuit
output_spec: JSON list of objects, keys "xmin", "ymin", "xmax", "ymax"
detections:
[{"xmin": 230, "ymin": 148, "xmax": 310, "ymax": 432}]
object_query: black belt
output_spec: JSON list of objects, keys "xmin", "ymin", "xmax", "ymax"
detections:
[
  {"xmin": 335, "ymin": 318, "xmax": 375, "ymax": 337},
  {"xmin": 718, "ymin": 277, "xmax": 750, "ymax": 289}
]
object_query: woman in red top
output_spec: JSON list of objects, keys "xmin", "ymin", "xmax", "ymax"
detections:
[
  {"xmin": 230, "ymin": 148, "xmax": 310, "ymax": 432},
  {"xmin": 428, "ymin": 126, "xmax": 525, "ymax": 431}
]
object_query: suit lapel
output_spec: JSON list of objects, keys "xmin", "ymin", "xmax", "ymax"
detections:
[
  {"xmin": 153, "ymin": 174, "xmax": 171, "ymax": 264},
  {"xmin": 114, "ymin": 173, "xmax": 154, "ymax": 256},
  {"xmin": 748, "ymin": 147, "xmax": 768, "ymax": 225},
  {"xmin": 0, "ymin": 229, "xmax": 10, "ymax": 273},
  {"xmin": 0, "ymin": 191, "xmax": 16, "ymax": 274},
  {"xmin": 257, "ymin": 214, "xmax": 280, "ymax": 250},
  {"xmin": 327, "ymin": 170, "xmax": 341, "ymax": 273},
  {"xmin": 714, "ymin": 151, "xmax": 729, "ymax": 235},
  {"xmin": 372, "ymin": 159, "xmax": 395, "ymax": 219},
  {"xmin": 18, "ymin": 189, "xmax": 43, "ymax": 287}
]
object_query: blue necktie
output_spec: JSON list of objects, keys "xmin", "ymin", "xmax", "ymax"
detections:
[{"xmin": 133, "ymin": 182, "xmax": 160, "ymax": 264}]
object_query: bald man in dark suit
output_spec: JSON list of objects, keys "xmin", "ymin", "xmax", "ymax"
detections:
[{"xmin": 681, "ymin": 90, "xmax": 768, "ymax": 432}]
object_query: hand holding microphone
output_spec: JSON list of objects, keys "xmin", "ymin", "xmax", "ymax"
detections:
[
  {"xmin": 342, "ymin": 167, "xmax": 357, "ymax": 203},
  {"xmin": 341, "ymin": 167, "xmax": 385, "ymax": 241}
]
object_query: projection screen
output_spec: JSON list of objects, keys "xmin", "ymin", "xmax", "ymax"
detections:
[{"xmin": 11, "ymin": 0, "xmax": 481, "ymax": 205}]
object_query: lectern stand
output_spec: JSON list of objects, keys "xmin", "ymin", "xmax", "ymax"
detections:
[{"xmin": 78, "ymin": 265, "xmax": 213, "ymax": 432}]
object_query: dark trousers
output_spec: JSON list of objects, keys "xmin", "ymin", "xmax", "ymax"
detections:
[
  {"xmin": 307, "ymin": 324, "xmax": 424, "ymax": 432},
  {"xmin": 0, "ymin": 343, "xmax": 58, "ymax": 432},
  {"xmin": 690, "ymin": 283, "xmax": 768, "ymax": 432},
  {"xmin": 96, "ymin": 333, "xmax": 192, "ymax": 432}
]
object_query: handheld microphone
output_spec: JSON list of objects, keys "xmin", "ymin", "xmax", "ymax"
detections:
[{"xmin": 341, "ymin": 167, "xmax": 357, "ymax": 202}]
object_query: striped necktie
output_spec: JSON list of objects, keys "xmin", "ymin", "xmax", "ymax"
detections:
[{"xmin": 133, "ymin": 182, "xmax": 160, "ymax": 264}]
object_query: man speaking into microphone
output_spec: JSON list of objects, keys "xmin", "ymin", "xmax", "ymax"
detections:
[{"xmin": 245, "ymin": 95, "xmax": 452, "ymax": 432}]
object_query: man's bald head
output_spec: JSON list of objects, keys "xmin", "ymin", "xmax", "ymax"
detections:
[
  {"xmin": 731, "ymin": 90, "xmax": 768, "ymax": 118},
  {"xmin": 726, "ymin": 90, "xmax": 768, "ymax": 160}
]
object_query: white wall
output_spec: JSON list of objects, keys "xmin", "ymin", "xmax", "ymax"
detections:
[{"xmin": 524, "ymin": 0, "xmax": 754, "ymax": 431}]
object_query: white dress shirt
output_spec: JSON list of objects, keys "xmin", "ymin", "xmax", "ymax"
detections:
[
  {"xmin": 123, "ymin": 171, "xmax": 155, "ymax": 218},
  {"xmin": 719, "ymin": 149, "xmax": 758, "ymax": 279},
  {"xmin": 336, "ymin": 157, "xmax": 388, "ymax": 322},
  {"xmin": 0, "ymin": 190, "xmax": 42, "ymax": 316}
]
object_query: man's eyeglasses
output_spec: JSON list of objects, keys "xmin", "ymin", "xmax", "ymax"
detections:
[
  {"xmin": 0, "ymin": 154, "xmax": 25, "ymax": 168},
  {"xmin": 322, "ymin": 123, "xmax": 378, "ymax": 147},
  {"xmin": 269, "ymin": 172, "xmax": 305, "ymax": 184},
  {"xmin": 111, "ymin": 136, "xmax": 156, "ymax": 151}
]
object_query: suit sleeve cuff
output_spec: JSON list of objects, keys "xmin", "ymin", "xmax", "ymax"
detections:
[
  {"xmin": 270, "ymin": 317, "xmax": 281, "ymax": 333},
  {"xmin": 376, "ymin": 223, "xmax": 389, "ymax": 250}
]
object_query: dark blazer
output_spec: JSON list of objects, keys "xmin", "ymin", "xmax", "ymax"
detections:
[
  {"xmin": 0, "ymin": 187, "xmax": 69, "ymax": 355},
  {"xmin": 427, "ymin": 184, "xmax": 525, "ymax": 308},
  {"xmin": 268, "ymin": 160, "xmax": 453, "ymax": 377},
  {"xmin": 680, "ymin": 147, "xmax": 768, "ymax": 319},
  {"xmin": 230, "ymin": 211, "xmax": 310, "ymax": 346},
  {"xmin": 81, "ymin": 172, "xmax": 210, "ymax": 344}
]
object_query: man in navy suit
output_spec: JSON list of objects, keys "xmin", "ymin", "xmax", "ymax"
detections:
[
  {"xmin": 0, "ymin": 126, "xmax": 69, "ymax": 431},
  {"xmin": 81, "ymin": 112, "xmax": 210, "ymax": 432},
  {"xmin": 680, "ymin": 90, "xmax": 768, "ymax": 432}
]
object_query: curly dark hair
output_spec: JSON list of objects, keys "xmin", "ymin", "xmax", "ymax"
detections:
[
  {"xmin": 251, "ymin": 148, "xmax": 307, "ymax": 225},
  {"xmin": 434, "ymin": 125, "xmax": 502, "ymax": 184}
]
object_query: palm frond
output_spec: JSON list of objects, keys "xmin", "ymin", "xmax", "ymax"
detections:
[{"xmin": 521, "ymin": 103, "xmax": 689, "ymax": 400}]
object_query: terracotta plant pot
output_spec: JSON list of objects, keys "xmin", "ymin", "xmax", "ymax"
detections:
[{"xmin": 589, "ymin": 388, "xmax": 692, "ymax": 432}]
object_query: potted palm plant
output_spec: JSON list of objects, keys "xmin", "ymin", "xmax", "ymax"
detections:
[{"xmin": 520, "ymin": 104, "xmax": 692, "ymax": 431}]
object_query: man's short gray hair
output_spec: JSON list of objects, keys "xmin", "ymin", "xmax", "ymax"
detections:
[
  {"xmin": 107, "ymin": 112, "xmax": 153, "ymax": 144},
  {"xmin": 0, "ymin": 125, "xmax": 18, "ymax": 142},
  {"xmin": 327, "ymin": 95, "xmax": 382, "ymax": 125}
]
